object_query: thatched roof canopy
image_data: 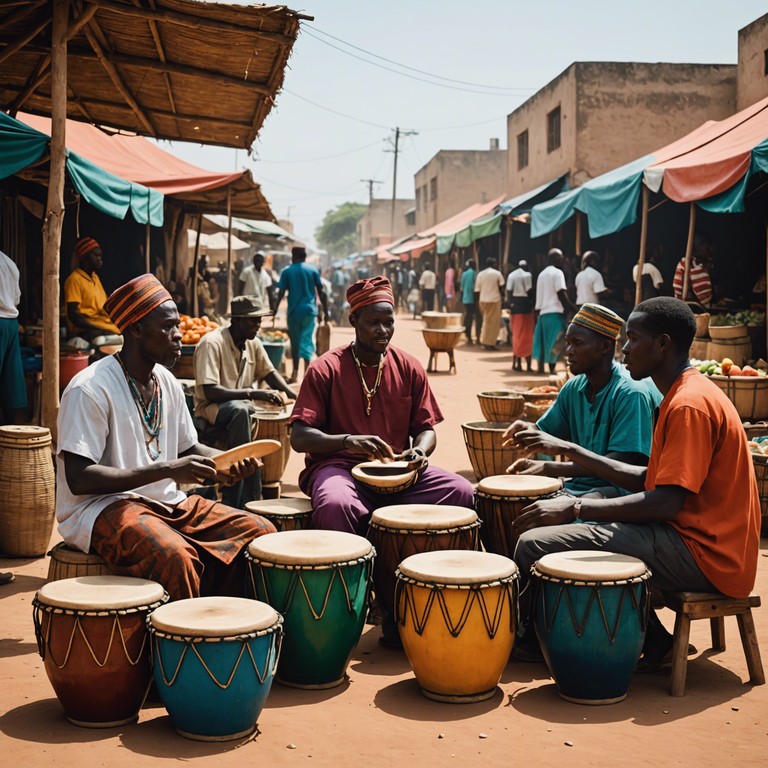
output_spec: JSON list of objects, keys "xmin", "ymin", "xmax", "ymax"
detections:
[{"xmin": 0, "ymin": 0, "xmax": 306, "ymax": 149}]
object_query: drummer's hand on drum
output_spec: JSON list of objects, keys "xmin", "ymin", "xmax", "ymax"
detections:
[
  {"xmin": 344, "ymin": 435, "xmax": 396, "ymax": 462},
  {"xmin": 506, "ymin": 457, "xmax": 549, "ymax": 476},
  {"xmin": 167, "ymin": 455, "xmax": 218, "ymax": 485},
  {"xmin": 218, "ymin": 457, "xmax": 262, "ymax": 486},
  {"xmin": 395, "ymin": 446, "xmax": 429, "ymax": 472},
  {"xmin": 512, "ymin": 495, "xmax": 577, "ymax": 535}
]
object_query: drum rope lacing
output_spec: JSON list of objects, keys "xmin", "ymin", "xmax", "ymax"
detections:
[
  {"xmin": 533, "ymin": 571, "xmax": 651, "ymax": 641},
  {"xmin": 367, "ymin": 521, "xmax": 481, "ymax": 538},
  {"xmin": 394, "ymin": 574, "xmax": 518, "ymax": 639},
  {"xmin": 148, "ymin": 619, "xmax": 283, "ymax": 689},
  {"xmin": 246, "ymin": 552, "xmax": 375, "ymax": 620},
  {"xmin": 32, "ymin": 597, "xmax": 168, "ymax": 667}
]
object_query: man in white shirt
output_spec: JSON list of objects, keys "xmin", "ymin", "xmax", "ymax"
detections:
[
  {"xmin": 0, "ymin": 250, "xmax": 27, "ymax": 426},
  {"xmin": 533, "ymin": 248, "xmax": 577, "ymax": 373},
  {"xmin": 56, "ymin": 274, "xmax": 276, "ymax": 601},
  {"xmin": 419, "ymin": 262, "xmax": 437, "ymax": 313},
  {"xmin": 475, "ymin": 257, "xmax": 505, "ymax": 350},
  {"xmin": 506, "ymin": 259, "xmax": 534, "ymax": 371},
  {"xmin": 633, "ymin": 248, "xmax": 665, "ymax": 301},
  {"xmin": 238, "ymin": 251, "xmax": 274, "ymax": 311},
  {"xmin": 575, "ymin": 251, "xmax": 608, "ymax": 306}
]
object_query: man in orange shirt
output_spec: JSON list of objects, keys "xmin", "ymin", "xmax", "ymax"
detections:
[{"xmin": 508, "ymin": 296, "xmax": 760, "ymax": 665}]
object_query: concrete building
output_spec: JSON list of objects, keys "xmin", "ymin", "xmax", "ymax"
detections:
[
  {"xmin": 737, "ymin": 13, "xmax": 768, "ymax": 110},
  {"xmin": 506, "ymin": 62, "xmax": 737, "ymax": 199},
  {"xmin": 356, "ymin": 197, "xmax": 414, "ymax": 251},
  {"xmin": 414, "ymin": 142, "xmax": 507, "ymax": 231}
]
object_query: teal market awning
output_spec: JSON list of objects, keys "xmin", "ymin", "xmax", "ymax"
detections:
[
  {"xmin": 0, "ymin": 111, "xmax": 163, "ymax": 225},
  {"xmin": 498, "ymin": 174, "xmax": 569, "ymax": 216},
  {"xmin": 530, "ymin": 156, "xmax": 655, "ymax": 239},
  {"xmin": 437, "ymin": 211, "xmax": 502, "ymax": 254}
]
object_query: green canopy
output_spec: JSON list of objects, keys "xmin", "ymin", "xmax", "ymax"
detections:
[
  {"xmin": 0, "ymin": 111, "xmax": 163, "ymax": 225},
  {"xmin": 437, "ymin": 211, "xmax": 502, "ymax": 254}
]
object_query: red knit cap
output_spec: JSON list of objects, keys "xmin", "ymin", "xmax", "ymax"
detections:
[
  {"xmin": 104, "ymin": 274, "xmax": 173, "ymax": 332},
  {"xmin": 346, "ymin": 276, "xmax": 394, "ymax": 314},
  {"xmin": 75, "ymin": 237, "xmax": 100, "ymax": 259}
]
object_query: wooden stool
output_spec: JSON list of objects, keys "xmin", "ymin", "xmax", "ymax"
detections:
[
  {"xmin": 664, "ymin": 591, "xmax": 765, "ymax": 696},
  {"xmin": 427, "ymin": 348, "xmax": 457, "ymax": 374},
  {"xmin": 47, "ymin": 542, "xmax": 113, "ymax": 582}
]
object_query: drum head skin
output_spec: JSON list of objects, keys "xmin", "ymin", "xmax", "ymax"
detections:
[
  {"xmin": 371, "ymin": 504, "xmax": 477, "ymax": 531},
  {"xmin": 36, "ymin": 575, "xmax": 166, "ymax": 610},
  {"xmin": 149, "ymin": 596, "xmax": 279, "ymax": 636},
  {"xmin": 398, "ymin": 550, "xmax": 518, "ymax": 585},
  {"xmin": 247, "ymin": 530, "xmax": 373, "ymax": 566},
  {"xmin": 245, "ymin": 499, "xmax": 313, "ymax": 516},
  {"xmin": 477, "ymin": 474, "xmax": 562, "ymax": 497},
  {"xmin": 535, "ymin": 550, "xmax": 648, "ymax": 581},
  {"xmin": 213, "ymin": 439, "xmax": 282, "ymax": 472},
  {"xmin": 352, "ymin": 460, "xmax": 417, "ymax": 489}
]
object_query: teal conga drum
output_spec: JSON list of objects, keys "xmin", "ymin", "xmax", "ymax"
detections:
[
  {"xmin": 246, "ymin": 530, "xmax": 374, "ymax": 689},
  {"xmin": 532, "ymin": 551, "xmax": 650, "ymax": 705},
  {"xmin": 147, "ymin": 596, "xmax": 282, "ymax": 741}
]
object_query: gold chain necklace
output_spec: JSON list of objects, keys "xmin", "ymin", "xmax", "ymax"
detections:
[{"xmin": 349, "ymin": 343, "xmax": 384, "ymax": 417}]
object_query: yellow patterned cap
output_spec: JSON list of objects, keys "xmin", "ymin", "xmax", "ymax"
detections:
[{"xmin": 571, "ymin": 303, "xmax": 624, "ymax": 340}]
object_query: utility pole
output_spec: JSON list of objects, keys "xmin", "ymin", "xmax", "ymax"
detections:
[
  {"xmin": 387, "ymin": 126, "xmax": 417, "ymax": 241},
  {"xmin": 360, "ymin": 178, "xmax": 381, "ymax": 205}
]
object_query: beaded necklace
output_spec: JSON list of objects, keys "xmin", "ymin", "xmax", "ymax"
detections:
[
  {"xmin": 115, "ymin": 354, "xmax": 163, "ymax": 460},
  {"xmin": 349, "ymin": 343, "xmax": 384, "ymax": 417}
]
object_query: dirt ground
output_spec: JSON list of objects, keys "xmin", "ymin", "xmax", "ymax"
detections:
[{"xmin": 2, "ymin": 311, "xmax": 767, "ymax": 767}]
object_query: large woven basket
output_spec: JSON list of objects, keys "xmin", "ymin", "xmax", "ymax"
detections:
[
  {"xmin": 477, "ymin": 391, "xmax": 525, "ymax": 423},
  {"xmin": 0, "ymin": 426, "xmax": 56, "ymax": 557},
  {"xmin": 421, "ymin": 311, "xmax": 463, "ymax": 330},
  {"xmin": 709, "ymin": 375, "xmax": 768, "ymax": 420},
  {"xmin": 523, "ymin": 401, "xmax": 555, "ymax": 422},
  {"xmin": 461, "ymin": 421, "xmax": 525, "ymax": 480},
  {"xmin": 752, "ymin": 453, "xmax": 768, "ymax": 537},
  {"xmin": 422, "ymin": 327, "xmax": 464, "ymax": 351}
]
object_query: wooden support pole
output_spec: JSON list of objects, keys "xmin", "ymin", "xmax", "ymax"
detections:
[
  {"xmin": 765, "ymin": 222, "xmax": 767, "ymax": 361},
  {"xmin": 503, "ymin": 217, "xmax": 512, "ymax": 273},
  {"xmin": 192, "ymin": 211, "xmax": 202, "ymax": 317},
  {"xmin": 574, "ymin": 211, "xmax": 582, "ymax": 257},
  {"xmin": 681, "ymin": 203, "xmax": 697, "ymax": 302},
  {"xmin": 226, "ymin": 186, "xmax": 233, "ymax": 310},
  {"xmin": 145, "ymin": 222, "xmax": 151, "ymax": 273},
  {"xmin": 634, "ymin": 185, "xmax": 650, "ymax": 307},
  {"xmin": 41, "ymin": 0, "xmax": 68, "ymax": 437}
]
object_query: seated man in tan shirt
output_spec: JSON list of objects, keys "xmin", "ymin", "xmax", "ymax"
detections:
[{"xmin": 193, "ymin": 295, "xmax": 296, "ymax": 507}]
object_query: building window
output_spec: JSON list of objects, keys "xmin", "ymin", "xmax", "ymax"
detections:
[
  {"xmin": 517, "ymin": 130, "xmax": 529, "ymax": 169},
  {"xmin": 547, "ymin": 106, "xmax": 561, "ymax": 153},
  {"xmin": 422, "ymin": 184, "xmax": 428, "ymax": 208},
  {"xmin": 430, "ymin": 177, "xmax": 437, "ymax": 201},
  {"xmin": 415, "ymin": 187, "xmax": 421, "ymax": 211},
  {"xmin": 764, "ymin": 48, "xmax": 768, "ymax": 76}
]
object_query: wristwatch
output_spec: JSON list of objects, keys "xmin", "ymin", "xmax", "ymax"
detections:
[{"xmin": 573, "ymin": 498, "xmax": 583, "ymax": 521}]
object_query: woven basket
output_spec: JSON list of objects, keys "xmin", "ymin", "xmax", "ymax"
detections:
[
  {"xmin": 46, "ymin": 542, "xmax": 113, "ymax": 582},
  {"xmin": 421, "ymin": 311, "xmax": 463, "ymax": 330},
  {"xmin": 752, "ymin": 453, "xmax": 768, "ymax": 537},
  {"xmin": 461, "ymin": 421, "xmax": 525, "ymax": 480},
  {"xmin": 0, "ymin": 426, "xmax": 55, "ymax": 557},
  {"xmin": 422, "ymin": 327, "xmax": 464, "ymax": 351},
  {"xmin": 709, "ymin": 375, "xmax": 768, "ymax": 420},
  {"xmin": 477, "ymin": 391, "xmax": 525, "ymax": 423},
  {"xmin": 744, "ymin": 422, "xmax": 768, "ymax": 440},
  {"xmin": 694, "ymin": 313, "xmax": 710, "ymax": 338},
  {"xmin": 523, "ymin": 401, "xmax": 555, "ymax": 422},
  {"xmin": 708, "ymin": 323, "xmax": 747, "ymax": 340}
]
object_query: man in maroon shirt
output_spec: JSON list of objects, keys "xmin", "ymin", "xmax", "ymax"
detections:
[{"xmin": 290, "ymin": 276, "xmax": 473, "ymax": 535}]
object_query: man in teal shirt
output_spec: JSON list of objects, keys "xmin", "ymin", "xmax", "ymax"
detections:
[
  {"xmin": 275, "ymin": 247, "xmax": 329, "ymax": 383},
  {"xmin": 504, "ymin": 304, "xmax": 661, "ymax": 497},
  {"xmin": 459, "ymin": 258, "xmax": 479, "ymax": 344}
]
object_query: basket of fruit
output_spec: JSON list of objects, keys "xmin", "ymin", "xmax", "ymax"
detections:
[{"xmin": 698, "ymin": 357, "xmax": 768, "ymax": 420}]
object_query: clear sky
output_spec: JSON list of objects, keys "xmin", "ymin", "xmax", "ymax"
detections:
[{"xmin": 159, "ymin": 1, "xmax": 767, "ymax": 247}]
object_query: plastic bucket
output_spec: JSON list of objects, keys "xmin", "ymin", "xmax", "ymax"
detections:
[{"xmin": 59, "ymin": 353, "xmax": 89, "ymax": 390}]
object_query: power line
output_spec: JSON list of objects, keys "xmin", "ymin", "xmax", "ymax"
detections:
[
  {"xmin": 307, "ymin": 25, "xmax": 534, "ymax": 93},
  {"xmin": 255, "ymin": 138, "xmax": 386, "ymax": 164},
  {"xmin": 302, "ymin": 28, "xmax": 527, "ymax": 97},
  {"xmin": 283, "ymin": 89, "xmax": 392, "ymax": 129}
]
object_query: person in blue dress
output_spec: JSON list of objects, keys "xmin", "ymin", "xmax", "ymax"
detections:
[
  {"xmin": 504, "ymin": 303, "xmax": 661, "ymax": 498},
  {"xmin": 275, "ymin": 247, "xmax": 329, "ymax": 383}
]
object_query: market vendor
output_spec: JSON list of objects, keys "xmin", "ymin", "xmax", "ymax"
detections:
[
  {"xmin": 193, "ymin": 295, "xmax": 296, "ymax": 509},
  {"xmin": 673, "ymin": 233, "xmax": 714, "ymax": 306},
  {"xmin": 504, "ymin": 304, "xmax": 662, "ymax": 498},
  {"xmin": 507, "ymin": 297, "xmax": 760, "ymax": 667},
  {"xmin": 289, "ymin": 275, "xmax": 474, "ymax": 534},
  {"xmin": 63, "ymin": 237, "xmax": 120, "ymax": 341},
  {"xmin": 55, "ymin": 274, "xmax": 276, "ymax": 601}
]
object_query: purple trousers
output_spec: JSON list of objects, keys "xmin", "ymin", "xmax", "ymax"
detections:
[{"xmin": 309, "ymin": 464, "xmax": 475, "ymax": 534}]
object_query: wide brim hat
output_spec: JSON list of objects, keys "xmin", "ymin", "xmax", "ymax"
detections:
[{"xmin": 226, "ymin": 295, "xmax": 275, "ymax": 318}]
